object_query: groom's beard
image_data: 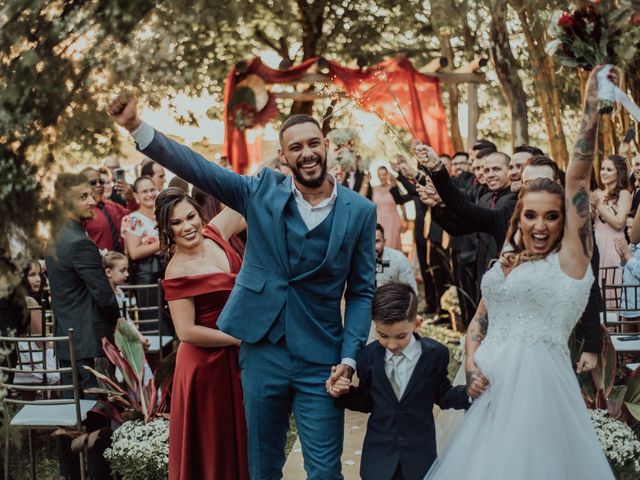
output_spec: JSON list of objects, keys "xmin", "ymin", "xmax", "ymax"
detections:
[{"xmin": 294, "ymin": 155, "xmax": 327, "ymax": 189}]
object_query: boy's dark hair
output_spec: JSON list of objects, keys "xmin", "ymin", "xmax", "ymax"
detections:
[
  {"xmin": 376, "ymin": 223, "xmax": 385, "ymax": 236},
  {"xmin": 372, "ymin": 283, "xmax": 418, "ymax": 325},
  {"xmin": 279, "ymin": 114, "xmax": 322, "ymax": 142},
  {"xmin": 453, "ymin": 151, "xmax": 469, "ymax": 159}
]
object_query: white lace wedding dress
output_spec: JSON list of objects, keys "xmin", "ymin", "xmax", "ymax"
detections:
[{"xmin": 425, "ymin": 252, "xmax": 614, "ymax": 479}]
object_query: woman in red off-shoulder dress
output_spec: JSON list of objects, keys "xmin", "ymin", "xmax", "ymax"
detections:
[{"xmin": 156, "ymin": 187, "xmax": 249, "ymax": 480}]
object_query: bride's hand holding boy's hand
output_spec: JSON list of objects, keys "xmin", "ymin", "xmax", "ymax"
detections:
[{"xmin": 467, "ymin": 372, "xmax": 489, "ymax": 399}]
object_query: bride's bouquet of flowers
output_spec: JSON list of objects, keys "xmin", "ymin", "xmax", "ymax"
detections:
[
  {"xmin": 105, "ymin": 417, "xmax": 169, "ymax": 480},
  {"xmin": 544, "ymin": 1, "xmax": 637, "ymax": 113},
  {"xmin": 545, "ymin": 2, "xmax": 619, "ymax": 69},
  {"xmin": 589, "ymin": 409, "xmax": 640, "ymax": 476}
]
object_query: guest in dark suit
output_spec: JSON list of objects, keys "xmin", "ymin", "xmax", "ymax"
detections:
[
  {"xmin": 342, "ymin": 156, "xmax": 373, "ymax": 199},
  {"xmin": 45, "ymin": 172, "xmax": 121, "ymax": 480},
  {"xmin": 331, "ymin": 283, "xmax": 477, "ymax": 480}
]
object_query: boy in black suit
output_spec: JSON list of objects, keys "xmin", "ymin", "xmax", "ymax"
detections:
[{"xmin": 331, "ymin": 283, "xmax": 485, "ymax": 479}]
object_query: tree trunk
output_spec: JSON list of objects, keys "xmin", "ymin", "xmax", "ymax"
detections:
[
  {"xmin": 514, "ymin": 3, "xmax": 570, "ymax": 168},
  {"xmin": 290, "ymin": 0, "xmax": 324, "ymax": 116},
  {"xmin": 436, "ymin": 30, "xmax": 465, "ymax": 152},
  {"xmin": 488, "ymin": 1, "xmax": 529, "ymax": 149}
]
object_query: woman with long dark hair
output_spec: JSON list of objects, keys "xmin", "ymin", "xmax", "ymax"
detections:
[{"xmin": 157, "ymin": 187, "xmax": 249, "ymax": 480}]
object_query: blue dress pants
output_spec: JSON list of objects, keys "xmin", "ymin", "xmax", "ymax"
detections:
[{"xmin": 239, "ymin": 340, "xmax": 344, "ymax": 480}]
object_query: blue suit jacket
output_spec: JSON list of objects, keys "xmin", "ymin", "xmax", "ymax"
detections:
[{"xmin": 141, "ymin": 130, "xmax": 377, "ymax": 364}]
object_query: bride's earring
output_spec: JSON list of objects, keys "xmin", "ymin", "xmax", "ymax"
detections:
[{"xmin": 514, "ymin": 226, "xmax": 522, "ymax": 247}]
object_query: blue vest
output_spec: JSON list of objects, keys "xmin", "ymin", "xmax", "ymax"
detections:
[{"xmin": 267, "ymin": 197, "xmax": 335, "ymax": 343}]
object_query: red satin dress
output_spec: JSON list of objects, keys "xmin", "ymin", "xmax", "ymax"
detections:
[{"xmin": 162, "ymin": 225, "xmax": 249, "ymax": 480}]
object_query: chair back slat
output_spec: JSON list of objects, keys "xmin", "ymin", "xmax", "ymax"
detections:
[
  {"xmin": 0, "ymin": 329, "xmax": 85, "ymax": 430},
  {"xmin": 119, "ymin": 281, "xmax": 174, "ymax": 359}
]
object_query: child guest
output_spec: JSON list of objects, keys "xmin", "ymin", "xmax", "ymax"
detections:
[{"xmin": 330, "ymin": 283, "xmax": 483, "ymax": 480}]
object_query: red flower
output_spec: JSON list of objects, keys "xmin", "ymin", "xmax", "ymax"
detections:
[{"xmin": 558, "ymin": 12, "xmax": 574, "ymax": 29}]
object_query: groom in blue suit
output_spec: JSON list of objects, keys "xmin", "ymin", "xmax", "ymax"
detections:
[{"xmin": 108, "ymin": 94, "xmax": 377, "ymax": 479}]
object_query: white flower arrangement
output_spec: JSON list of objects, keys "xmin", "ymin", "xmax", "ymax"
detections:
[
  {"xmin": 590, "ymin": 409, "xmax": 640, "ymax": 475},
  {"xmin": 105, "ymin": 418, "xmax": 169, "ymax": 480},
  {"xmin": 440, "ymin": 286, "xmax": 461, "ymax": 316}
]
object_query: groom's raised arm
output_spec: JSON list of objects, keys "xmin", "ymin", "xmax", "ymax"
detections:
[{"xmin": 107, "ymin": 93, "xmax": 258, "ymax": 214}]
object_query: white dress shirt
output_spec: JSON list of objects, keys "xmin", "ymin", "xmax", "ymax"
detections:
[
  {"xmin": 291, "ymin": 176, "xmax": 337, "ymax": 230},
  {"xmin": 376, "ymin": 246, "xmax": 418, "ymax": 293},
  {"xmin": 384, "ymin": 334, "xmax": 422, "ymax": 399},
  {"xmin": 131, "ymin": 121, "xmax": 155, "ymax": 149}
]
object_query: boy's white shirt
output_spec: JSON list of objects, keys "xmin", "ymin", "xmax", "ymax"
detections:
[{"xmin": 384, "ymin": 335, "xmax": 421, "ymax": 398}]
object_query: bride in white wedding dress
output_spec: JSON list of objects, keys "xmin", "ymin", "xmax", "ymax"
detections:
[{"xmin": 418, "ymin": 67, "xmax": 615, "ymax": 480}]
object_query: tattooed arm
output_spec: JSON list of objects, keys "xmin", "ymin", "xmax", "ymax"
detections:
[
  {"xmin": 465, "ymin": 298, "xmax": 489, "ymax": 392},
  {"xmin": 560, "ymin": 67, "xmax": 605, "ymax": 279}
]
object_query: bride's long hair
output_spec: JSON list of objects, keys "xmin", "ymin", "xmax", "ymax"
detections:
[{"xmin": 501, "ymin": 178, "xmax": 565, "ymax": 269}]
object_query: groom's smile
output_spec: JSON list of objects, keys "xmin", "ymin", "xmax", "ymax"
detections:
[{"xmin": 279, "ymin": 121, "xmax": 329, "ymax": 189}]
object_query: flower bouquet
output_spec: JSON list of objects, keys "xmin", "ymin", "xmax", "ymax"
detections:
[
  {"xmin": 589, "ymin": 409, "xmax": 640, "ymax": 476},
  {"xmin": 545, "ymin": 1, "xmax": 634, "ymax": 113},
  {"xmin": 104, "ymin": 418, "xmax": 169, "ymax": 480}
]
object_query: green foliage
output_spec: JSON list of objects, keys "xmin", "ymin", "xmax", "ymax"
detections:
[
  {"xmin": 571, "ymin": 327, "xmax": 640, "ymax": 427},
  {"xmin": 0, "ymin": 0, "xmax": 155, "ymax": 292},
  {"xmin": 85, "ymin": 320, "xmax": 164, "ymax": 424}
]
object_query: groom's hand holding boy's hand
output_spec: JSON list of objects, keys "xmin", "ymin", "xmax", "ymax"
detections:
[
  {"xmin": 327, "ymin": 376, "xmax": 351, "ymax": 398},
  {"xmin": 326, "ymin": 364, "xmax": 354, "ymax": 398}
]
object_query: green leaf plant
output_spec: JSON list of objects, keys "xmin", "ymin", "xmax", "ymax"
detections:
[{"xmin": 572, "ymin": 325, "xmax": 640, "ymax": 426}]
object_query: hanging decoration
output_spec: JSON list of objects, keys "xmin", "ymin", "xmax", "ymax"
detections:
[{"xmin": 222, "ymin": 56, "xmax": 453, "ymax": 173}]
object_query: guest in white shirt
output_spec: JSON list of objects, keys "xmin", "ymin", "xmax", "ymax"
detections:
[{"xmin": 375, "ymin": 223, "xmax": 418, "ymax": 293}]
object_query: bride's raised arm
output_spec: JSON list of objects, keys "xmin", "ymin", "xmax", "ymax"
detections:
[{"xmin": 560, "ymin": 67, "xmax": 607, "ymax": 279}]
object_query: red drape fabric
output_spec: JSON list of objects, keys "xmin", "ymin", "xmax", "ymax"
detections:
[{"xmin": 223, "ymin": 57, "xmax": 453, "ymax": 173}]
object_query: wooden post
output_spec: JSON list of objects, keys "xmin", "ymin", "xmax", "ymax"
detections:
[{"xmin": 467, "ymin": 83, "xmax": 479, "ymax": 150}]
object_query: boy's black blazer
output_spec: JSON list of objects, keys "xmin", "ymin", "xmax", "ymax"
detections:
[{"xmin": 336, "ymin": 334, "xmax": 469, "ymax": 480}]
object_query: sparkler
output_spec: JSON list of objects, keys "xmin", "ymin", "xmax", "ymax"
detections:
[{"xmin": 321, "ymin": 81, "xmax": 385, "ymax": 123}]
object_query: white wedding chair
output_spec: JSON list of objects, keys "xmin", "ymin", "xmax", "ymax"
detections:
[{"xmin": 0, "ymin": 328, "xmax": 94, "ymax": 480}]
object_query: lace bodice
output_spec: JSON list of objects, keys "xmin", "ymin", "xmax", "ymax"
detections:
[{"xmin": 481, "ymin": 253, "xmax": 593, "ymax": 354}]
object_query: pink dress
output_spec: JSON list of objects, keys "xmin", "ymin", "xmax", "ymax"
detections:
[
  {"xmin": 372, "ymin": 185, "xmax": 402, "ymax": 250},
  {"xmin": 594, "ymin": 197, "xmax": 625, "ymax": 290}
]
